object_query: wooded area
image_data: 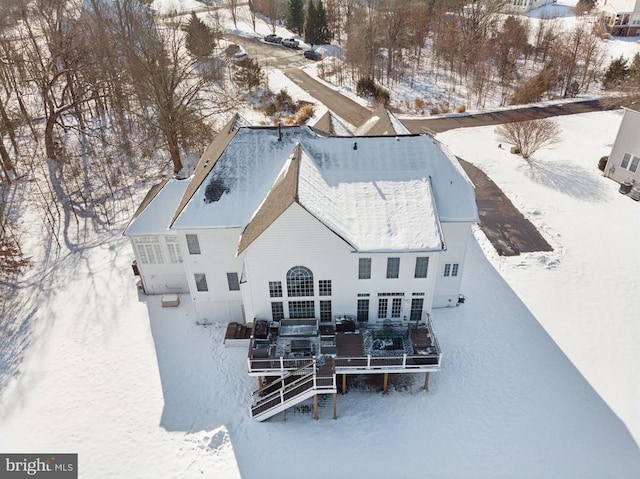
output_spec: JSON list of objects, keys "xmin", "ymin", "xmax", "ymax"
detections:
[{"xmin": 0, "ymin": 0, "xmax": 243, "ymax": 306}]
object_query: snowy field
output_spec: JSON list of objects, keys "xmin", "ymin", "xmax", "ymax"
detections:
[
  {"xmin": 1, "ymin": 113, "xmax": 640, "ymax": 477},
  {"xmin": 438, "ymin": 109, "xmax": 640, "ymax": 448}
]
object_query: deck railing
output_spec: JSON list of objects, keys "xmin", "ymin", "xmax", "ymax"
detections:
[
  {"xmin": 250, "ymin": 359, "xmax": 336, "ymax": 420},
  {"xmin": 247, "ymin": 314, "xmax": 442, "ymax": 375},
  {"xmin": 334, "ymin": 353, "xmax": 440, "ymax": 371}
]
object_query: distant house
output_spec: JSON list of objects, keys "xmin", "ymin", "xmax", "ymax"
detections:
[
  {"xmin": 125, "ymin": 110, "xmax": 479, "ymax": 420},
  {"xmin": 505, "ymin": 0, "xmax": 556, "ymax": 14},
  {"xmin": 605, "ymin": 104, "xmax": 640, "ymax": 186},
  {"xmin": 599, "ymin": 0, "xmax": 640, "ymax": 36}
]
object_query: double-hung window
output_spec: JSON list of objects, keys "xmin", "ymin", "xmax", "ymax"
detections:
[
  {"xmin": 194, "ymin": 273, "xmax": 208, "ymax": 292},
  {"xmin": 414, "ymin": 257, "xmax": 429, "ymax": 278},
  {"xmin": 444, "ymin": 263, "xmax": 459, "ymax": 277},
  {"xmin": 386, "ymin": 257, "xmax": 400, "ymax": 279},
  {"xmin": 227, "ymin": 272, "xmax": 240, "ymax": 291},
  {"xmin": 359, "ymin": 258, "xmax": 371, "ymax": 279},
  {"xmin": 186, "ymin": 234, "xmax": 201, "ymax": 254}
]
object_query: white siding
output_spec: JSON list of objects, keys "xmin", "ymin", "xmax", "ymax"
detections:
[
  {"xmin": 606, "ymin": 108, "xmax": 640, "ymax": 185},
  {"xmin": 432, "ymin": 222, "xmax": 473, "ymax": 308},
  {"xmin": 242, "ymin": 204, "xmax": 441, "ymax": 324},
  {"xmin": 179, "ymin": 228, "xmax": 245, "ymax": 323},
  {"xmin": 130, "ymin": 236, "xmax": 189, "ymax": 295}
]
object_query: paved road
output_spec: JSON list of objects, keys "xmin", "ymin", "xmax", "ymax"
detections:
[
  {"xmin": 283, "ymin": 69, "xmax": 371, "ymax": 127},
  {"xmin": 403, "ymin": 97, "xmax": 629, "ymax": 134}
]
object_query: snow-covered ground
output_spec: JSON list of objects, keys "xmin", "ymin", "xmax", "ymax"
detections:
[
  {"xmin": 438, "ymin": 109, "xmax": 640, "ymax": 448},
  {"xmin": 2, "ymin": 111, "xmax": 640, "ymax": 478}
]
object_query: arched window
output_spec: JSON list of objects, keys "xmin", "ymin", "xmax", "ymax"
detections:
[{"xmin": 286, "ymin": 266, "xmax": 314, "ymax": 297}]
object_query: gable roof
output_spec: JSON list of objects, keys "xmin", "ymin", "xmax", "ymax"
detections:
[
  {"xmin": 354, "ymin": 105, "xmax": 411, "ymax": 136},
  {"xmin": 169, "ymin": 113, "xmax": 246, "ymax": 227},
  {"xmin": 237, "ymin": 144, "xmax": 301, "ymax": 254},
  {"xmin": 164, "ymin": 124, "xmax": 477, "ymax": 254},
  {"xmin": 311, "ymin": 110, "xmax": 354, "ymax": 137},
  {"xmin": 124, "ymin": 178, "xmax": 189, "ymax": 236},
  {"xmin": 172, "ymin": 126, "xmax": 318, "ymax": 229},
  {"xmin": 296, "ymin": 139, "xmax": 446, "ymax": 252}
]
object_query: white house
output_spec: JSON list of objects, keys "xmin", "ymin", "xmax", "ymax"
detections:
[
  {"xmin": 125, "ymin": 113, "xmax": 478, "ymax": 324},
  {"xmin": 605, "ymin": 104, "xmax": 640, "ymax": 187},
  {"xmin": 125, "ymin": 112, "xmax": 479, "ymax": 419},
  {"xmin": 506, "ymin": 0, "xmax": 556, "ymax": 14},
  {"xmin": 599, "ymin": 0, "xmax": 640, "ymax": 36}
]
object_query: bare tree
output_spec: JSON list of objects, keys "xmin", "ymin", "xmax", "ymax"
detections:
[
  {"xmin": 496, "ymin": 119, "xmax": 561, "ymax": 159},
  {"xmin": 226, "ymin": 0, "xmax": 239, "ymax": 28}
]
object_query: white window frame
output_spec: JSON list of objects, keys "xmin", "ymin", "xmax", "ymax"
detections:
[
  {"xmin": 194, "ymin": 273, "xmax": 208, "ymax": 292},
  {"xmin": 186, "ymin": 234, "xmax": 201, "ymax": 255}
]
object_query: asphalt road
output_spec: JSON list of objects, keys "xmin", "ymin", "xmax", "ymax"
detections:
[{"xmin": 403, "ymin": 97, "xmax": 629, "ymax": 134}]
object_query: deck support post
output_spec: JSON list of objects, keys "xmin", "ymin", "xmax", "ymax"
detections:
[
  {"xmin": 333, "ymin": 393, "xmax": 337, "ymax": 419},
  {"xmin": 282, "ymin": 408, "xmax": 286, "ymax": 421},
  {"xmin": 258, "ymin": 376, "xmax": 263, "ymax": 389},
  {"xmin": 342, "ymin": 374, "xmax": 347, "ymax": 394},
  {"xmin": 313, "ymin": 395, "xmax": 318, "ymax": 420},
  {"xmin": 383, "ymin": 372, "xmax": 389, "ymax": 393},
  {"xmin": 423, "ymin": 372, "xmax": 430, "ymax": 391}
]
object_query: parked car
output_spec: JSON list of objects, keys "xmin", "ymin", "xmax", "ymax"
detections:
[
  {"xmin": 264, "ymin": 34, "xmax": 282, "ymax": 44},
  {"xmin": 303, "ymin": 49, "xmax": 321, "ymax": 60},
  {"xmin": 282, "ymin": 38, "xmax": 300, "ymax": 49}
]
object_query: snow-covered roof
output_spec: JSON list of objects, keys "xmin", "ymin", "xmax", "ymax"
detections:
[
  {"xmin": 124, "ymin": 178, "xmax": 189, "ymax": 236},
  {"xmin": 296, "ymin": 138, "xmax": 445, "ymax": 252},
  {"xmin": 354, "ymin": 105, "xmax": 411, "ymax": 136},
  {"xmin": 172, "ymin": 125, "xmax": 477, "ymax": 252},
  {"xmin": 172, "ymin": 126, "xmax": 318, "ymax": 229},
  {"xmin": 311, "ymin": 111, "xmax": 353, "ymax": 137},
  {"xmin": 601, "ymin": 0, "xmax": 638, "ymax": 13}
]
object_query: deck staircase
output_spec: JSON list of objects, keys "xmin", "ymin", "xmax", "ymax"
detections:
[{"xmin": 250, "ymin": 358, "xmax": 336, "ymax": 421}]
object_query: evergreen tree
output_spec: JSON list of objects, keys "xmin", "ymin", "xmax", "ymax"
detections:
[
  {"xmin": 315, "ymin": 0, "xmax": 330, "ymax": 44},
  {"xmin": 184, "ymin": 12, "xmax": 217, "ymax": 59},
  {"xmin": 603, "ymin": 56, "xmax": 630, "ymax": 89},
  {"xmin": 233, "ymin": 57, "xmax": 264, "ymax": 92},
  {"xmin": 286, "ymin": 0, "xmax": 304, "ymax": 35},
  {"xmin": 304, "ymin": 0, "xmax": 330, "ymax": 45},
  {"xmin": 304, "ymin": 0, "xmax": 317, "ymax": 44}
]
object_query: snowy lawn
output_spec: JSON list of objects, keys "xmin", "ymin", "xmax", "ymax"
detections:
[
  {"xmin": 438, "ymin": 109, "xmax": 640, "ymax": 448},
  {"xmin": 2, "ymin": 109, "xmax": 640, "ymax": 476},
  {"xmin": 1, "ymin": 225, "xmax": 639, "ymax": 477}
]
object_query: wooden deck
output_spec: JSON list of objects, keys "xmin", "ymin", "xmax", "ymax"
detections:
[
  {"xmin": 246, "ymin": 319, "xmax": 442, "ymax": 376},
  {"xmin": 335, "ymin": 332, "xmax": 365, "ymax": 357}
]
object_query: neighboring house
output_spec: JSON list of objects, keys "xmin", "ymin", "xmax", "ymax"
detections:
[
  {"xmin": 505, "ymin": 0, "xmax": 556, "ymax": 14},
  {"xmin": 125, "ymin": 110, "xmax": 479, "ymax": 420},
  {"xmin": 599, "ymin": 0, "xmax": 640, "ymax": 36},
  {"xmin": 605, "ymin": 104, "xmax": 640, "ymax": 185}
]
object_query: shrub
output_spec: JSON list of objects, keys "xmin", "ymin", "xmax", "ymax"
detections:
[
  {"xmin": 356, "ymin": 76, "xmax": 377, "ymax": 97},
  {"xmin": 455, "ymin": 104, "xmax": 466, "ymax": 113},
  {"xmin": 294, "ymin": 104, "xmax": 315, "ymax": 124},
  {"xmin": 264, "ymin": 102, "xmax": 277, "ymax": 117},
  {"xmin": 598, "ymin": 156, "xmax": 609, "ymax": 172},
  {"xmin": 275, "ymin": 89, "xmax": 295, "ymax": 112},
  {"xmin": 356, "ymin": 76, "xmax": 390, "ymax": 105}
]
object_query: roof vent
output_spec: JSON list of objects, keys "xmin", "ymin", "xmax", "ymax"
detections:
[
  {"xmin": 278, "ymin": 123, "xmax": 282, "ymax": 142},
  {"xmin": 353, "ymin": 141, "xmax": 357, "ymax": 150}
]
